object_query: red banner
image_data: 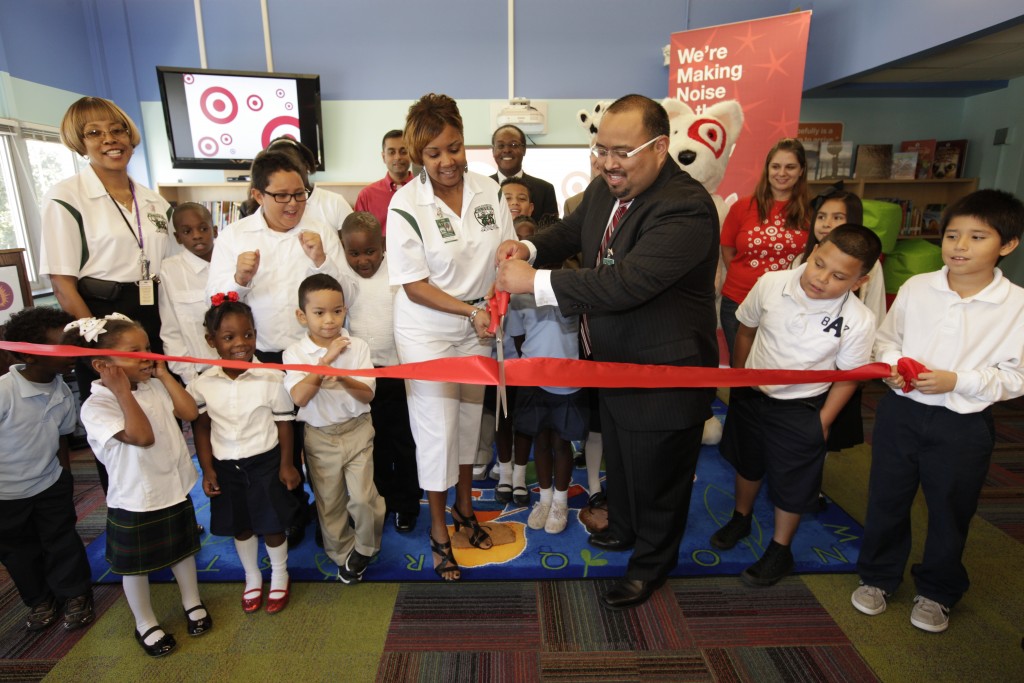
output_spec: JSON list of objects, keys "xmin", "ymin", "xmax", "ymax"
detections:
[
  {"xmin": 668, "ymin": 11, "xmax": 812, "ymax": 200},
  {"xmin": 0, "ymin": 341, "xmax": 889, "ymax": 389}
]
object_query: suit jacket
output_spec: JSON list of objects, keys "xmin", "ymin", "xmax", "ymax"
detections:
[
  {"xmin": 529, "ymin": 159, "xmax": 719, "ymax": 431},
  {"xmin": 491, "ymin": 172, "xmax": 559, "ymax": 225}
]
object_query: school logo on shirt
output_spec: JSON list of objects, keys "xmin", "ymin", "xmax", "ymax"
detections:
[
  {"xmin": 821, "ymin": 315, "xmax": 849, "ymax": 338},
  {"xmin": 148, "ymin": 213, "xmax": 169, "ymax": 234},
  {"xmin": 474, "ymin": 204, "xmax": 497, "ymax": 230}
]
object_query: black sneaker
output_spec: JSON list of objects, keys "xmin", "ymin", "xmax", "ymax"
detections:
[
  {"xmin": 338, "ymin": 550, "xmax": 371, "ymax": 584},
  {"xmin": 26, "ymin": 596, "xmax": 59, "ymax": 632},
  {"xmin": 740, "ymin": 541, "xmax": 794, "ymax": 587},
  {"xmin": 63, "ymin": 590, "xmax": 94, "ymax": 630},
  {"xmin": 710, "ymin": 511, "xmax": 752, "ymax": 550}
]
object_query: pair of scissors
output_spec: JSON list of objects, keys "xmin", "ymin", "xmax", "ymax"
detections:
[{"xmin": 487, "ymin": 287, "xmax": 510, "ymax": 429}]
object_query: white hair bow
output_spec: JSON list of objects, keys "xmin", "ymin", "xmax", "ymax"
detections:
[{"xmin": 63, "ymin": 313, "xmax": 132, "ymax": 343}]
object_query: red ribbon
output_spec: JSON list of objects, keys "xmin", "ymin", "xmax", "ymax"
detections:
[{"xmin": 0, "ymin": 340, "xmax": 893, "ymax": 388}]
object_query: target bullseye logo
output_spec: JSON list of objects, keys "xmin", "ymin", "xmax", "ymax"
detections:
[
  {"xmin": 200, "ymin": 86, "xmax": 238, "ymax": 124},
  {"xmin": 220, "ymin": 134, "xmax": 233, "ymax": 145},
  {"xmin": 275, "ymin": 89, "xmax": 285, "ymax": 98},
  {"xmin": 183, "ymin": 74, "xmax": 195, "ymax": 85},
  {"xmin": 261, "ymin": 116, "xmax": 301, "ymax": 149},
  {"xmin": 247, "ymin": 94, "xmax": 263, "ymax": 111},
  {"xmin": 197, "ymin": 137, "xmax": 219, "ymax": 157}
]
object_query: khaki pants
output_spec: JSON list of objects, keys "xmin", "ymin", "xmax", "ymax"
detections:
[{"xmin": 304, "ymin": 415, "xmax": 384, "ymax": 565}]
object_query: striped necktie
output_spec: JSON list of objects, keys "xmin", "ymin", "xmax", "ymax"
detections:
[{"xmin": 581, "ymin": 200, "xmax": 631, "ymax": 358}]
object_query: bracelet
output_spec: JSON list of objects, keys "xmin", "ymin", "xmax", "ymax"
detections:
[{"xmin": 468, "ymin": 308, "xmax": 481, "ymax": 325}]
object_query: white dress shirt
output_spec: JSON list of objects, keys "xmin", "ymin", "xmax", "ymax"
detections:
[
  {"xmin": 188, "ymin": 365, "xmax": 294, "ymax": 460},
  {"xmin": 346, "ymin": 255, "xmax": 400, "ymax": 366},
  {"xmin": 158, "ymin": 249, "xmax": 219, "ymax": 384}
]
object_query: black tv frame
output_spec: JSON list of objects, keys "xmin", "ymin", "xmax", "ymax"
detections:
[{"xmin": 155, "ymin": 66, "xmax": 324, "ymax": 171}]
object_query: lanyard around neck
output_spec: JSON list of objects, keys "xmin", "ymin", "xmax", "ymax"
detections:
[{"xmin": 108, "ymin": 182, "xmax": 144, "ymax": 251}]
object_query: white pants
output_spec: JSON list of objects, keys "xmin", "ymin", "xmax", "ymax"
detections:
[{"xmin": 394, "ymin": 290, "xmax": 489, "ymax": 492}]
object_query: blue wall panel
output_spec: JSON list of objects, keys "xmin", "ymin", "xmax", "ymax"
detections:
[
  {"xmin": 124, "ymin": 0, "xmax": 200, "ymax": 100},
  {"xmin": 1, "ymin": 0, "xmax": 97, "ymax": 95},
  {"xmin": 199, "ymin": 0, "xmax": 267, "ymax": 73}
]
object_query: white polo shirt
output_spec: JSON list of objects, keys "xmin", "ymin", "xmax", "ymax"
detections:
[
  {"xmin": 39, "ymin": 165, "xmax": 172, "ymax": 282},
  {"xmin": 0, "ymin": 366, "xmax": 77, "ymax": 500},
  {"xmin": 283, "ymin": 331, "xmax": 375, "ymax": 427},
  {"xmin": 387, "ymin": 171, "xmax": 515, "ymax": 302},
  {"xmin": 81, "ymin": 379, "xmax": 198, "ymax": 512},
  {"xmin": 875, "ymin": 267, "xmax": 1024, "ymax": 413},
  {"xmin": 305, "ymin": 186, "xmax": 353, "ymax": 231},
  {"xmin": 158, "ymin": 249, "xmax": 219, "ymax": 384},
  {"xmin": 738, "ymin": 265, "xmax": 876, "ymax": 399},
  {"xmin": 345, "ymin": 255, "xmax": 399, "ymax": 366},
  {"xmin": 206, "ymin": 207, "xmax": 353, "ymax": 352},
  {"xmin": 188, "ymin": 365, "xmax": 294, "ymax": 461}
]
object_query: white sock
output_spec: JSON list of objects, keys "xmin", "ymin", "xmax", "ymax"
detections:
[
  {"xmin": 498, "ymin": 460, "xmax": 512, "ymax": 487},
  {"xmin": 170, "ymin": 557, "xmax": 206, "ymax": 620},
  {"xmin": 122, "ymin": 574, "xmax": 162, "ymax": 645},
  {"xmin": 553, "ymin": 488, "xmax": 569, "ymax": 506},
  {"xmin": 234, "ymin": 536, "xmax": 262, "ymax": 592},
  {"xmin": 266, "ymin": 540, "xmax": 289, "ymax": 593},
  {"xmin": 513, "ymin": 464, "xmax": 527, "ymax": 490},
  {"xmin": 585, "ymin": 431, "xmax": 603, "ymax": 494},
  {"xmin": 538, "ymin": 486, "xmax": 553, "ymax": 505}
]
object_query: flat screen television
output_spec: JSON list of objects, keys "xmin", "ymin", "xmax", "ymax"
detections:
[{"xmin": 156, "ymin": 66, "xmax": 324, "ymax": 171}]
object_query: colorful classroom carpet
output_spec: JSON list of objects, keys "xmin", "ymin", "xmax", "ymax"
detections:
[{"xmin": 85, "ymin": 408, "xmax": 863, "ymax": 584}]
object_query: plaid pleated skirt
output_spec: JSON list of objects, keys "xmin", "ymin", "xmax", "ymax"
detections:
[{"xmin": 105, "ymin": 497, "xmax": 200, "ymax": 575}]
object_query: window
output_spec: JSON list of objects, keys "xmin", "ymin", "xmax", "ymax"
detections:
[{"xmin": 0, "ymin": 121, "xmax": 84, "ymax": 289}]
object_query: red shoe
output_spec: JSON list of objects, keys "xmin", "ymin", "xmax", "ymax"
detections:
[
  {"xmin": 241, "ymin": 587, "xmax": 262, "ymax": 614},
  {"xmin": 266, "ymin": 580, "xmax": 290, "ymax": 615}
]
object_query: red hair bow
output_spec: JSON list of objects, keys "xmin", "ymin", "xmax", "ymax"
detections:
[{"xmin": 211, "ymin": 291, "xmax": 239, "ymax": 307}]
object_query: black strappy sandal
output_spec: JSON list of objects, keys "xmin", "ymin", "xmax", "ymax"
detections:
[
  {"xmin": 429, "ymin": 532, "xmax": 461, "ymax": 581},
  {"xmin": 451, "ymin": 505, "xmax": 494, "ymax": 550}
]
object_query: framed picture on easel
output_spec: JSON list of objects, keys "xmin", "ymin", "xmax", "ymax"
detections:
[{"xmin": 0, "ymin": 248, "xmax": 32, "ymax": 325}]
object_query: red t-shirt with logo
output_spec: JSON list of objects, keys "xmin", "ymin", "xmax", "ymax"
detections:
[{"xmin": 721, "ymin": 196, "xmax": 808, "ymax": 303}]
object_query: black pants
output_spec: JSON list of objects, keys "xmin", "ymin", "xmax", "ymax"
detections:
[
  {"xmin": 857, "ymin": 392, "xmax": 994, "ymax": 607},
  {"xmin": 370, "ymin": 376, "xmax": 421, "ymax": 516},
  {"xmin": 601, "ymin": 398, "xmax": 703, "ymax": 582},
  {"xmin": 76, "ymin": 286, "xmax": 163, "ymax": 493},
  {"xmin": 254, "ymin": 349, "xmax": 312, "ymax": 526},
  {"xmin": 0, "ymin": 469, "xmax": 92, "ymax": 607}
]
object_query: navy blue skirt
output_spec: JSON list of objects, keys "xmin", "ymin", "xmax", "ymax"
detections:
[{"xmin": 210, "ymin": 445, "xmax": 300, "ymax": 537}]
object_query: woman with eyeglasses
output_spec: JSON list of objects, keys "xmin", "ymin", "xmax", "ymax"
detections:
[
  {"xmin": 387, "ymin": 93, "xmax": 516, "ymax": 580},
  {"xmin": 39, "ymin": 97, "xmax": 173, "ymax": 490},
  {"xmin": 719, "ymin": 138, "xmax": 811, "ymax": 360}
]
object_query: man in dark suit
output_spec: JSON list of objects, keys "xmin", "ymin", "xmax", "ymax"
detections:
[
  {"xmin": 490, "ymin": 124, "xmax": 559, "ymax": 225},
  {"xmin": 496, "ymin": 94, "xmax": 719, "ymax": 609}
]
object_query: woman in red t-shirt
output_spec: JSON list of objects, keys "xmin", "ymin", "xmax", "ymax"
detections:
[{"xmin": 719, "ymin": 138, "xmax": 811, "ymax": 360}]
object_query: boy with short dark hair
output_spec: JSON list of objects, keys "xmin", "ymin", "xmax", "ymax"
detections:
[
  {"xmin": 0, "ymin": 306, "xmax": 94, "ymax": 631},
  {"xmin": 282, "ymin": 274, "xmax": 384, "ymax": 583},
  {"xmin": 340, "ymin": 212, "xmax": 421, "ymax": 533},
  {"xmin": 159, "ymin": 202, "xmax": 220, "ymax": 384},
  {"xmin": 852, "ymin": 189, "xmax": 1024, "ymax": 633},
  {"xmin": 713, "ymin": 224, "xmax": 882, "ymax": 587},
  {"xmin": 500, "ymin": 178, "xmax": 535, "ymax": 221}
]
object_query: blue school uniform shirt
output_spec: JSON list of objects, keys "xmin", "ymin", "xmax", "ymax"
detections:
[{"xmin": 504, "ymin": 292, "xmax": 580, "ymax": 395}]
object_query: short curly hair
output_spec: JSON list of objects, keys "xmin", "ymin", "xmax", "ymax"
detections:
[
  {"xmin": 2, "ymin": 306, "xmax": 74, "ymax": 349},
  {"xmin": 404, "ymin": 93, "xmax": 463, "ymax": 166},
  {"xmin": 59, "ymin": 97, "xmax": 141, "ymax": 156}
]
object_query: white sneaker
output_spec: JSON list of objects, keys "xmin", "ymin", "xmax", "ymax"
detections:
[
  {"xmin": 851, "ymin": 585, "xmax": 888, "ymax": 616},
  {"xmin": 910, "ymin": 595, "xmax": 949, "ymax": 633},
  {"xmin": 544, "ymin": 500, "xmax": 569, "ymax": 534},
  {"xmin": 489, "ymin": 462, "xmax": 502, "ymax": 481},
  {"xmin": 472, "ymin": 464, "xmax": 488, "ymax": 480},
  {"xmin": 527, "ymin": 501, "xmax": 551, "ymax": 530}
]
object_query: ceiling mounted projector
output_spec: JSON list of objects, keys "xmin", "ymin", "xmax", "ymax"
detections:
[{"xmin": 496, "ymin": 98, "xmax": 547, "ymax": 134}]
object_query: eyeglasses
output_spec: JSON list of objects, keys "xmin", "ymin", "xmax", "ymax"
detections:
[
  {"xmin": 590, "ymin": 136, "xmax": 663, "ymax": 160},
  {"xmin": 83, "ymin": 125, "xmax": 130, "ymax": 141},
  {"xmin": 261, "ymin": 189, "xmax": 311, "ymax": 204},
  {"xmin": 492, "ymin": 142, "xmax": 524, "ymax": 152}
]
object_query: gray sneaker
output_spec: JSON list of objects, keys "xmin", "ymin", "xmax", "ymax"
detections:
[
  {"xmin": 851, "ymin": 585, "xmax": 888, "ymax": 616},
  {"xmin": 527, "ymin": 501, "xmax": 551, "ymax": 530},
  {"xmin": 910, "ymin": 595, "xmax": 949, "ymax": 633},
  {"xmin": 544, "ymin": 500, "xmax": 569, "ymax": 534}
]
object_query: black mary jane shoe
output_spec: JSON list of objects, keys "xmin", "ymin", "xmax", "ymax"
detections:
[
  {"xmin": 184, "ymin": 604, "xmax": 213, "ymax": 637},
  {"xmin": 135, "ymin": 625, "xmax": 177, "ymax": 657}
]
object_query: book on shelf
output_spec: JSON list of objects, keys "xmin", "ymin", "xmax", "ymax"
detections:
[
  {"xmin": 899, "ymin": 139, "xmax": 936, "ymax": 179},
  {"xmin": 922, "ymin": 204, "xmax": 946, "ymax": 235},
  {"xmin": 932, "ymin": 139, "xmax": 968, "ymax": 179},
  {"xmin": 174, "ymin": 200, "xmax": 245, "ymax": 230},
  {"xmin": 854, "ymin": 144, "xmax": 893, "ymax": 179},
  {"xmin": 817, "ymin": 141, "xmax": 854, "ymax": 179},
  {"xmin": 890, "ymin": 151, "xmax": 918, "ymax": 180},
  {"xmin": 800, "ymin": 140, "xmax": 820, "ymax": 181}
]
